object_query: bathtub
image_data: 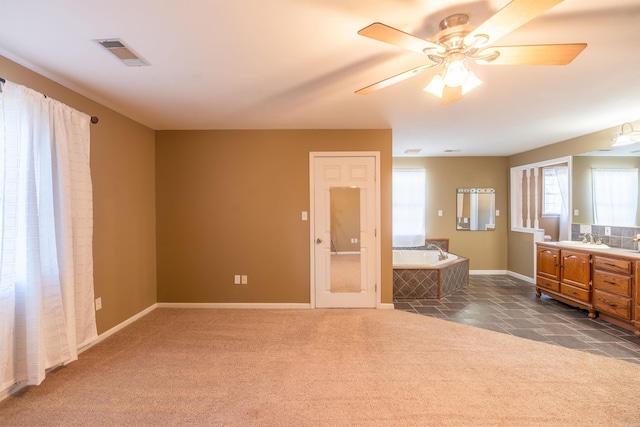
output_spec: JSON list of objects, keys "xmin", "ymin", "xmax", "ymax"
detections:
[
  {"xmin": 393, "ymin": 250, "xmax": 458, "ymax": 268},
  {"xmin": 393, "ymin": 250, "xmax": 469, "ymax": 300}
]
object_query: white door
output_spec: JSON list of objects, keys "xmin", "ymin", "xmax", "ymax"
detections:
[{"xmin": 311, "ymin": 154, "xmax": 378, "ymax": 308}]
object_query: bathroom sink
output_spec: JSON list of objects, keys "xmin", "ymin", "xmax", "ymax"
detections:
[{"xmin": 557, "ymin": 240, "xmax": 610, "ymax": 249}]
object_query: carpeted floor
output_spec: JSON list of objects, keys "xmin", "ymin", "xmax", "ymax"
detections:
[{"xmin": 1, "ymin": 308, "xmax": 640, "ymax": 426}]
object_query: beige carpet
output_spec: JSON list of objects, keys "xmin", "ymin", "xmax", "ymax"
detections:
[{"xmin": 1, "ymin": 308, "xmax": 639, "ymax": 426}]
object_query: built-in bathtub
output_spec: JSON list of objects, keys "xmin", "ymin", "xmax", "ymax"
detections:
[{"xmin": 393, "ymin": 249, "xmax": 469, "ymax": 300}]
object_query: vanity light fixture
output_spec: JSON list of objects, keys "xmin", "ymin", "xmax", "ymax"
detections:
[{"xmin": 612, "ymin": 122, "xmax": 640, "ymax": 147}]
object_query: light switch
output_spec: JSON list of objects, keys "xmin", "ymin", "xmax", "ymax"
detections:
[
  {"xmin": 437, "ymin": 210, "xmax": 443, "ymax": 217},
  {"xmin": 495, "ymin": 210, "xmax": 500, "ymax": 217},
  {"xmin": 302, "ymin": 211, "xmax": 308, "ymax": 221}
]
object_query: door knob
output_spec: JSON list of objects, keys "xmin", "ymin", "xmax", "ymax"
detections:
[{"xmin": 316, "ymin": 238, "xmax": 323, "ymax": 244}]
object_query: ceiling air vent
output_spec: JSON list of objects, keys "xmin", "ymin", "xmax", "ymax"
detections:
[{"xmin": 95, "ymin": 39, "xmax": 150, "ymax": 67}]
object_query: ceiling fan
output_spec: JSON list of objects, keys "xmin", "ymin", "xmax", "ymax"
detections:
[{"xmin": 355, "ymin": 0, "xmax": 587, "ymax": 105}]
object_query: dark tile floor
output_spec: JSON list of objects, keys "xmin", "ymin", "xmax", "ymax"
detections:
[{"xmin": 394, "ymin": 274, "xmax": 640, "ymax": 364}]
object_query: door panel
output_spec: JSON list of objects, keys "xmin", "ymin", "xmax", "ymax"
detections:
[{"xmin": 313, "ymin": 155, "xmax": 377, "ymax": 308}]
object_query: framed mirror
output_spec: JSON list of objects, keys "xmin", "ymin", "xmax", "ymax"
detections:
[
  {"xmin": 456, "ymin": 188, "xmax": 496, "ymax": 231},
  {"xmin": 329, "ymin": 187, "xmax": 361, "ymax": 293},
  {"xmin": 572, "ymin": 151, "xmax": 640, "ymax": 227}
]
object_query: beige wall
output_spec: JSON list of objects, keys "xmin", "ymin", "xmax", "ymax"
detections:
[
  {"xmin": 155, "ymin": 130, "xmax": 393, "ymax": 304},
  {"xmin": 1, "ymin": 56, "xmax": 157, "ymax": 334},
  {"xmin": 392, "ymin": 157, "xmax": 508, "ymax": 271}
]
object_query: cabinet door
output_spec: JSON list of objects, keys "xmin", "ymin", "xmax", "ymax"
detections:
[
  {"xmin": 636, "ymin": 263, "xmax": 640, "ymax": 324},
  {"xmin": 537, "ymin": 246, "xmax": 560, "ymax": 281},
  {"xmin": 561, "ymin": 250, "xmax": 590, "ymax": 290}
]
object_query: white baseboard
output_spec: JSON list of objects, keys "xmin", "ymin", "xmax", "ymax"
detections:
[
  {"xmin": 78, "ymin": 303, "xmax": 158, "ymax": 354},
  {"xmin": 157, "ymin": 302, "xmax": 312, "ymax": 309},
  {"xmin": 507, "ymin": 270, "xmax": 535, "ymax": 284},
  {"xmin": 470, "ymin": 270, "xmax": 508, "ymax": 275},
  {"xmin": 378, "ymin": 303, "xmax": 395, "ymax": 309}
]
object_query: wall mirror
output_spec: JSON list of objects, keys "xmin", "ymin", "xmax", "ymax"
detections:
[
  {"xmin": 329, "ymin": 187, "xmax": 361, "ymax": 293},
  {"xmin": 573, "ymin": 143, "xmax": 640, "ymax": 227},
  {"xmin": 456, "ymin": 188, "xmax": 496, "ymax": 231}
]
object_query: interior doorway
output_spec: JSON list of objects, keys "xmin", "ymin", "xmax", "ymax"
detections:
[{"xmin": 309, "ymin": 152, "xmax": 380, "ymax": 308}]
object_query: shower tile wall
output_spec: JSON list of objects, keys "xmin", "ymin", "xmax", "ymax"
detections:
[{"xmin": 571, "ymin": 223, "xmax": 640, "ymax": 250}]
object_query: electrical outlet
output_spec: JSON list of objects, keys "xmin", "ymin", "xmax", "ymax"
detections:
[
  {"xmin": 234, "ymin": 275, "xmax": 241, "ymax": 285},
  {"xmin": 605, "ymin": 226, "xmax": 611, "ymax": 236},
  {"xmin": 241, "ymin": 275, "xmax": 248, "ymax": 285},
  {"xmin": 95, "ymin": 297, "xmax": 102, "ymax": 311}
]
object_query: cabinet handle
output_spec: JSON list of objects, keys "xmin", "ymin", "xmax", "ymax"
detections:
[
  {"xmin": 604, "ymin": 301, "xmax": 616, "ymax": 307},
  {"xmin": 604, "ymin": 263, "xmax": 616, "ymax": 266},
  {"xmin": 604, "ymin": 280, "xmax": 615, "ymax": 285}
]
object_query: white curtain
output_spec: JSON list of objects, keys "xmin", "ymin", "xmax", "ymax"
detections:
[
  {"xmin": 553, "ymin": 165, "xmax": 570, "ymax": 240},
  {"xmin": 592, "ymin": 168, "xmax": 638, "ymax": 226},
  {"xmin": 0, "ymin": 81, "xmax": 97, "ymax": 390}
]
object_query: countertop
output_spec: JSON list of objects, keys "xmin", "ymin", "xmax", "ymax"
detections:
[{"xmin": 538, "ymin": 241, "xmax": 640, "ymax": 260}]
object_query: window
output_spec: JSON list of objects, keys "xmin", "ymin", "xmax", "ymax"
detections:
[
  {"xmin": 592, "ymin": 168, "xmax": 638, "ymax": 226},
  {"xmin": 392, "ymin": 169, "xmax": 426, "ymax": 247},
  {"xmin": 542, "ymin": 167, "xmax": 562, "ymax": 215}
]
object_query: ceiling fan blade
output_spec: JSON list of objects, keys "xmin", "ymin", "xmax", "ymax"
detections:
[
  {"xmin": 355, "ymin": 64, "xmax": 435, "ymax": 95},
  {"xmin": 477, "ymin": 43, "xmax": 586, "ymax": 65},
  {"xmin": 358, "ymin": 22, "xmax": 444, "ymax": 55},
  {"xmin": 441, "ymin": 85, "xmax": 463, "ymax": 105},
  {"xmin": 465, "ymin": 0, "xmax": 564, "ymax": 47}
]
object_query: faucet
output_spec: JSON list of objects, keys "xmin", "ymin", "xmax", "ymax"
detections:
[
  {"xmin": 427, "ymin": 243, "xmax": 448, "ymax": 260},
  {"xmin": 581, "ymin": 233, "xmax": 596, "ymax": 244}
]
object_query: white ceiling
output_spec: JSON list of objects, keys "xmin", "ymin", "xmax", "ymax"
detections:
[{"xmin": 1, "ymin": 0, "xmax": 639, "ymax": 156}]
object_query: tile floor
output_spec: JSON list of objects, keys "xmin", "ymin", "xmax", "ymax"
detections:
[{"xmin": 394, "ymin": 274, "xmax": 640, "ymax": 364}]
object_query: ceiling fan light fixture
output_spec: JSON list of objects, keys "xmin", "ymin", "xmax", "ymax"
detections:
[
  {"xmin": 443, "ymin": 53, "xmax": 468, "ymax": 87},
  {"xmin": 423, "ymin": 74, "xmax": 445, "ymax": 98},
  {"xmin": 460, "ymin": 70, "xmax": 483, "ymax": 94},
  {"xmin": 612, "ymin": 123, "xmax": 640, "ymax": 146},
  {"xmin": 423, "ymin": 70, "xmax": 482, "ymax": 99}
]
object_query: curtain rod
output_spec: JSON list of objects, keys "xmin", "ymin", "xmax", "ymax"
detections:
[{"xmin": 0, "ymin": 77, "xmax": 99, "ymax": 124}]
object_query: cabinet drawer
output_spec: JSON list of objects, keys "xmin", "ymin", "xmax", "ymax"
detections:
[
  {"xmin": 592, "ymin": 271, "xmax": 631, "ymax": 296},
  {"xmin": 593, "ymin": 290, "xmax": 631, "ymax": 320},
  {"xmin": 593, "ymin": 256, "xmax": 632, "ymax": 275},
  {"xmin": 560, "ymin": 283, "xmax": 589, "ymax": 302},
  {"xmin": 537, "ymin": 277, "xmax": 559, "ymax": 292}
]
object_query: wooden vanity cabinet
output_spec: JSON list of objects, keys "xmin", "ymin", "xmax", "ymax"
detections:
[
  {"xmin": 635, "ymin": 262, "xmax": 640, "ymax": 337},
  {"xmin": 536, "ymin": 242, "xmax": 640, "ymax": 336},
  {"xmin": 536, "ymin": 245, "xmax": 594, "ymax": 318},
  {"xmin": 592, "ymin": 255, "xmax": 633, "ymax": 326}
]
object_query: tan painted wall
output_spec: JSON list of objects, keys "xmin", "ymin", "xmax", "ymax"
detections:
[
  {"xmin": 155, "ymin": 130, "xmax": 393, "ymax": 304},
  {"xmin": 1, "ymin": 56, "xmax": 157, "ymax": 334},
  {"xmin": 392, "ymin": 157, "xmax": 508, "ymax": 271}
]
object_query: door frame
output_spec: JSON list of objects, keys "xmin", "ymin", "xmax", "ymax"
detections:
[{"xmin": 309, "ymin": 151, "xmax": 381, "ymax": 308}]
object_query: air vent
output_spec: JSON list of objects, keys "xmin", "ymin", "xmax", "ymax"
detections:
[
  {"xmin": 444, "ymin": 149, "xmax": 461, "ymax": 153},
  {"xmin": 95, "ymin": 39, "xmax": 150, "ymax": 67},
  {"xmin": 404, "ymin": 148, "xmax": 422, "ymax": 154}
]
